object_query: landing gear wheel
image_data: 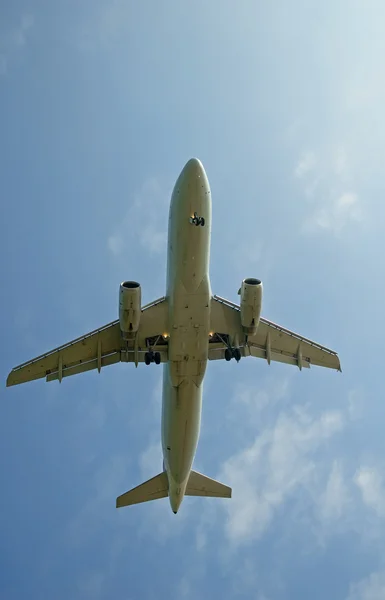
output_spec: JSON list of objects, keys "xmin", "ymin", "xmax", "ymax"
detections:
[
  {"xmin": 190, "ymin": 212, "xmax": 205, "ymax": 226},
  {"xmin": 233, "ymin": 348, "xmax": 241, "ymax": 362},
  {"xmin": 225, "ymin": 348, "xmax": 232, "ymax": 362},
  {"xmin": 144, "ymin": 352, "xmax": 151, "ymax": 366},
  {"xmin": 154, "ymin": 352, "xmax": 161, "ymax": 365}
]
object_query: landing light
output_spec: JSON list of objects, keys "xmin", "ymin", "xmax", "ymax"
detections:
[
  {"xmin": 209, "ymin": 332, "xmax": 214, "ymax": 337},
  {"xmin": 162, "ymin": 333, "xmax": 169, "ymax": 339}
]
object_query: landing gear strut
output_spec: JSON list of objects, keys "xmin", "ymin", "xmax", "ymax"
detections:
[
  {"xmin": 144, "ymin": 351, "xmax": 161, "ymax": 365},
  {"xmin": 189, "ymin": 212, "xmax": 205, "ymax": 227}
]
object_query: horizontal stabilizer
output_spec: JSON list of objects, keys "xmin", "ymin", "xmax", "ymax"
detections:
[
  {"xmin": 116, "ymin": 471, "xmax": 169, "ymax": 508},
  {"xmin": 185, "ymin": 470, "xmax": 232, "ymax": 498}
]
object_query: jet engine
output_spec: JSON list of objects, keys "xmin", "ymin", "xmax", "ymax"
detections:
[
  {"xmin": 239, "ymin": 278, "xmax": 263, "ymax": 335},
  {"xmin": 119, "ymin": 281, "xmax": 141, "ymax": 339}
]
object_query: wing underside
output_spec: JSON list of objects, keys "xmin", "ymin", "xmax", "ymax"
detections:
[
  {"xmin": 209, "ymin": 295, "xmax": 341, "ymax": 371},
  {"xmin": 6, "ymin": 297, "xmax": 168, "ymax": 387},
  {"xmin": 7, "ymin": 293, "xmax": 341, "ymax": 386}
]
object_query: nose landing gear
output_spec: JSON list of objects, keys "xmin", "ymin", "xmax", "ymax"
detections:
[{"xmin": 189, "ymin": 212, "xmax": 205, "ymax": 226}]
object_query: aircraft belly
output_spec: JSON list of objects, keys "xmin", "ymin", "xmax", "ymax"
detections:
[
  {"xmin": 161, "ymin": 158, "xmax": 212, "ymax": 511},
  {"xmin": 161, "ymin": 364, "xmax": 203, "ymax": 486}
]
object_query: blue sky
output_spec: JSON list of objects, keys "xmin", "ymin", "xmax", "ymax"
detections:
[{"xmin": 2, "ymin": 1, "xmax": 385, "ymax": 598}]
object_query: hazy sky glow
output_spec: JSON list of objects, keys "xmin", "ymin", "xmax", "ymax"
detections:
[{"xmin": 2, "ymin": 1, "xmax": 385, "ymax": 598}]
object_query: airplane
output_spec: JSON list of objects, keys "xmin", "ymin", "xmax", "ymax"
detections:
[{"xmin": 6, "ymin": 158, "xmax": 341, "ymax": 514}]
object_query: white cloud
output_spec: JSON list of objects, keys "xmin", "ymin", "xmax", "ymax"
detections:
[
  {"xmin": 333, "ymin": 145, "xmax": 348, "ymax": 178},
  {"xmin": 294, "ymin": 151, "xmax": 317, "ymax": 179},
  {"xmin": 319, "ymin": 460, "xmax": 350, "ymax": 521},
  {"xmin": 107, "ymin": 234, "xmax": 124, "ymax": 256},
  {"xmin": 67, "ymin": 454, "xmax": 129, "ymax": 547},
  {"xmin": 232, "ymin": 378, "xmax": 289, "ymax": 416},
  {"xmin": 218, "ymin": 404, "xmax": 344, "ymax": 545},
  {"xmin": 347, "ymin": 388, "xmax": 365, "ymax": 421},
  {"xmin": 294, "ymin": 144, "xmax": 362, "ymax": 236},
  {"xmin": 347, "ymin": 570, "xmax": 385, "ymax": 600},
  {"xmin": 175, "ymin": 576, "xmax": 192, "ymax": 598},
  {"xmin": 354, "ymin": 467, "xmax": 385, "ymax": 518},
  {"xmin": 303, "ymin": 191, "xmax": 361, "ymax": 235},
  {"xmin": 107, "ymin": 177, "xmax": 169, "ymax": 258},
  {"xmin": 0, "ymin": 14, "xmax": 34, "ymax": 75},
  {"xmin": 140, "ymin": 223, "xmax": 168, "ymax": 255},
  {"xmin": 139, "ymin": 440, "xmax": 162, "ymax": 479}
]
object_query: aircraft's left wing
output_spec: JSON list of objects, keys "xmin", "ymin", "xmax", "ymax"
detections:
[
  {"xmin": 209, "ymin": 295, "xmax": 341, "ymax": 371},
  {"xmin": 6, "ymin": 297, "xmax": 168, "ymax": 387}
]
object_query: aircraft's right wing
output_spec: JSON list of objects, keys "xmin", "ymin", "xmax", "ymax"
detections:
[
  {"xmin": 6, "ymin": 297, "xmax": 168, "ymax": 387},
  {"xmin": 209, "ymin": 295, "xmax": 341, "ymax": 371}
]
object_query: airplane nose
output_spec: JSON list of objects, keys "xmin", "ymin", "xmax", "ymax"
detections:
[{"xmin": 180, "ymin": 157, "xmax": 205, "ymax": 179}]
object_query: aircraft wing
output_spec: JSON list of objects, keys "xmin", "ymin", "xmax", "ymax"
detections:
[
  {"xmin": 209, "ymin": 295, "xmax": 341, "ymax": 371},
  {"xmin": 6, "ymin": 297, "xmax": 168, "ymax": 387}
]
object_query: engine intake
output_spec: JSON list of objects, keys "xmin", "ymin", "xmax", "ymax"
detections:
[
  {"xmin": 119, "ymin": 281, "xmax": 141, "ymax": 339},
  {"xmin": 239, "ymin": 278, "xmax": 263, "ymax": 335}
]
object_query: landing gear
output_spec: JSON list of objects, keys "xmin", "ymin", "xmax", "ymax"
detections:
[
  {"xmin": 225, "ymin": 347, "xmax": 241, "ymax": 362},
  {"xmin": 189, "ymin": 212, "xmax": 205, "ymax": 226},
  {"xmin": 144, "ymin": 351, "xmax": 161, "ymax": 365},
  {"xmin": 233, "ymin": 348, "xmax": 241, "ymax": 362}
]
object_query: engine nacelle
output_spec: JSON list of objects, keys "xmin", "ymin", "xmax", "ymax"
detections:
[
  {"xmin": 239, "ymin": 278, "xmax": 263, "ymax": 335},
  {"xmin": 119, "ymin": 281, "xmax": 141, "ymax": 339}
]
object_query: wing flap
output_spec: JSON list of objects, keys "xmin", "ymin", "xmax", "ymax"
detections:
[
  {"xmin": 210, "ymin": 295, "xmax": 341, "ymax": 371},
  {"xmin": 6, "ymin": 322, "xmax": 121, "ymax": 387},
  {"xmin": 46, "ymin": 352, "xmax": 121, "ymax": 382}
]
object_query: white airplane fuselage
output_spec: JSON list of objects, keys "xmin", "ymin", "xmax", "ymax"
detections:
[{"xmin": 161, "ymin": 158, "xmax": 212, "ymax": 513}]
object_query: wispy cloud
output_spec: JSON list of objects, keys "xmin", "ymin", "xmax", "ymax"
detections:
[
  {"xmin": 303, "ymin": 191, "xmax": 361, "ymax": 235},
  {"xmin": 107, "ymin": 178, "xmax": 169, "ymax": 258},
  {"xmin": 66, "ymin": 454, "xmax": 128, "ymax": 548},
  {"xmin": 318, "ymin": 460, "xmax": 350, "ymax": 521},
  {"xmin": 0, "ymin": 14, "xmax": 34, "ymax": 76},
  {"xmin": 294, "ymin": 151, "xmax": 317, "ymax": 179},
  {"xmin": 218, "ymin": 403, "xmax": 344, "ymax": 545},
  {"xmin": 347, "ymin": 570, "xmax": 385, "ymax": 600},
  {"xmin": 107, "ymin": 234, "xmax": 124, "ymax": 257},
  {"xmin": 354, "ymin": 466, "xmax": 385, "ymax": 518},
  {"xmin": 294, "ymin": 145, "xmax": 362, "ymax": 236}
]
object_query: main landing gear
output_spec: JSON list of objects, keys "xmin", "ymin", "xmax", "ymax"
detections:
[
  {"xmin": 144, "ymin": 350, "xmax": 161, "ymax": 365},
  {"xmin": 225, "ymin": 347, "xmax": 242, "ymax": 362},
  {"xmin": 189, "ymin": 212, "xmax": 205, "ymax": 227}
]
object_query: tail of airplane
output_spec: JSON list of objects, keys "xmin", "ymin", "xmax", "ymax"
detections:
[
  {"xmin": 116, "ymin": 470, "xmax": 231, "ymax": 508},
  {"xmin": 116, "ymin": 471, "xmax": 169, "ymax": 508},
  {"xmin": 185, "ymin": 470, "xmax": 232, "ymax": 498}
]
